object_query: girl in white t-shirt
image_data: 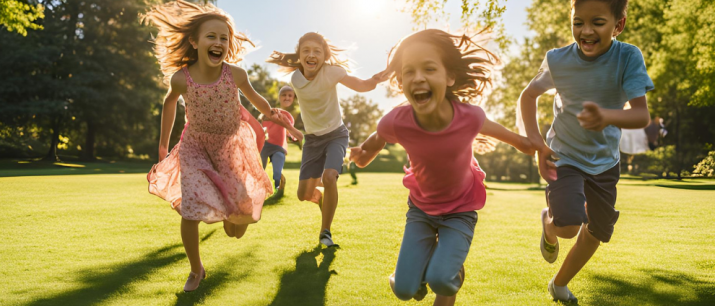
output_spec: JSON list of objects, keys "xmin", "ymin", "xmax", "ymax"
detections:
[{"xmin": 267, "ymin": 32, "xmax": 387, "ymax": 247}]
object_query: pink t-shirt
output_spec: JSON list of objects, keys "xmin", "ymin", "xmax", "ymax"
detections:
[
  {"xmin": 377, "ymin": 100, "xmax": 487, "ymax": 215},
  {"xmin": 262, "ymin": 109, "xmax": 295, "ymax": 150}
]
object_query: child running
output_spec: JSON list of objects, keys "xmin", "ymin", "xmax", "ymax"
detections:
[
  {"xmin": 267, "ymin": 32, "xmax": 388, "ymax": 247},
  {"xmin": 518, "ymin": 0, "xmax": 653, "ymax": 302},
  {"xmin": 144, "ymin": 0, "xmax": 293, "ymax": 292},
  {"xmin": 260, "ymin": 85, "xmax": 304, "ymax": 197},
  {"xmin": 350, "ymin": 29, "xmax": 535, "ymax": 306}
]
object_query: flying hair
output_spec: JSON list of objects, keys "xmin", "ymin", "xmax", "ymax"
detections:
[
  {"xmin": 386, "ymin": 28, "xmax": 499, "ymax": 104},
  {"xmin": 141, "ymin": 0, "xmax": 254, "ymax": 84}
]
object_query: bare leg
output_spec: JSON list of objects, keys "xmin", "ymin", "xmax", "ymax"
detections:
[
  {"xmin": 297, "ymin": 177, "xmax": 322, "ymax": 204},
  {"xmin": 554, "ymin": 223, "xmax": 600, "ymax": 286},
  {"xmin": 433, "ymin": 294, "xmax": 456, "ymax": 306},
  {"xmin": 233, "ymin": 224, "xmax": 248, "ymax": 239},
  {"xmin": 543, "ymin": 213, "xmax": 581, "ymax": 244},
  {"xmin": 181, "ymin": 218, "xmax": 203, "ymax": 274},
  {"xmin": 320, "ymin": 169, "xmax": 339, "ymax": 231}
]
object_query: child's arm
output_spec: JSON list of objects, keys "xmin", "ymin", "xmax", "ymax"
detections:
[
  {"xmin": 479, "ymin": 119, "xmax": 535, "ymax": 156},
  {"xmin": 158, "ymin": 73, "xmax": 186, "ymax": 161},
  {"xmin": 285, "ymin": 124, "xmax": 304, "ymax": 143},
  {"xmin": 519, "ymin": 82, "xmax": 557, "ymax": 182},
  {"xmin": 577, "ymin": 96, "xmax": 650, "ymax": 131},
  {"xmin": 231, "ymin": 66, "xmax": 284, "ymax": 123},
  {"xmin": 339, "ymin": 70, "xmax": 389, "ymax": 93},
  {"xmin": 350, "ymin": 132, "xmax": 387, "ymax": 168}
]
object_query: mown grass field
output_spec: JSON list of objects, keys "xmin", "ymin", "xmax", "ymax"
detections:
[{"xmin": 1, "ymin": 159, "xmax": 713, "ymax": 305}]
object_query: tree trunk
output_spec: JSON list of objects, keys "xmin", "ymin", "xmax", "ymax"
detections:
[
  {"xmin": 81, "ymin": 119, "xmax": 97, "ymax": 161},
  {"xmin": 43, "ymin": 115, "xmax": 61, "ymax": 162},
  {"xmin": 675, "ymin": 101, "xmax": 682, "ymax": 180}
]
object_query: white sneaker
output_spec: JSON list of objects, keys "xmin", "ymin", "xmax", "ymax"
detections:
[
  {"xmin": 320, "ymin": 229, "xmax": 338, "ymax": 248},
  {"xmin": 541, "ymin": 208, "xmax": 559, "ymax": 263},
  {"xmin": 548, "ymin": 278, "xmax": 578, "ymax": 303}
]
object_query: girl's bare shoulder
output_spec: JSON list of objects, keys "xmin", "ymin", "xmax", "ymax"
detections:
[
  {"xmin": 227, "ymin": 64, "xmax": 248, "ymax": 86},
  {"xmin": 169, "ymin": 69, "xmax": 187, "ymax": 93}
]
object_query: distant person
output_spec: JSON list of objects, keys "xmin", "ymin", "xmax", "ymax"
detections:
[
  {"xmin": 267, "ymin": 32, "xmax": 388, "ymax": 247},
  {"xmin": 260, "ymin": 85, "xmax": 304, "ymax": 197},
  {"xmin": 144, "ymin": 0, "xmax": 293, "ymax": 292},
  {"xmin": 518, "ymin": 0, "xmax": 654, "ymax": 302},
  {"xmin": 351, "ymin": 29, "xmax": 534, "ymax": 306}
]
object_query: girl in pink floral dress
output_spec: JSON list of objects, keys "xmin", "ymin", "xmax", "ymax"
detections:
[{"xmin": 143, "ymin": 0, "xmax": 290, "ymax": 292}]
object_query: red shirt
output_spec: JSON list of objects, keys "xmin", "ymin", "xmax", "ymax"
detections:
[
  {"xmin": 262, "ymin": 109, "xmax": 295, "ymax": 150},
  {"xmin": 377, "ymin": 100, "xmax": 487, "ymax": 215}
]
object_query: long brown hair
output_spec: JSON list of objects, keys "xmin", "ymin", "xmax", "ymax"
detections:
[
  {"xmin": 266, "ymin": 32, "xmax": 350, "ymax": 74},
  {"xmin": 141, "ymin": 0, "xmax": 254, "ymax": 84},
  {"xmin": 386, "ymin": 29, "xmax": 499, "ymax": 104}
]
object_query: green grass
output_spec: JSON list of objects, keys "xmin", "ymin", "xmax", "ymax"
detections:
[{"xmin": 0, "ymin": 167, "xmax": 713, "ymax": 305}]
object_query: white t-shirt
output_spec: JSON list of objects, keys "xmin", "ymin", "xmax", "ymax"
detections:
[{"xmin": 290, "ymin": 64, "xmax": 347, "ymax": 136}]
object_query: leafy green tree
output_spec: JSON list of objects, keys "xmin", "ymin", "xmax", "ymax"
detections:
[
  {"xmin": 340, "ymin": 94, "xmax": 383, "ymax": 146},
  {"xmin": 0, "ymin": 0, "xmax": 44, "ymax": 36}
]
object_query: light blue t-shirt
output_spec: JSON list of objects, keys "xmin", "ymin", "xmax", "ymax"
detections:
[{"xmin": 531, "ymin": 39, "xmax": 654, "ymax": 175}]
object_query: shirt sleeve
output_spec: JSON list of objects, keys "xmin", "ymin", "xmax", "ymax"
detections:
[
  {"xmin": 376, "ymin": 110, "xmax": 398, "ymax": 144},
  {"xmin": 529, "ymin": 55, "xmax": 555, "ymax": 92},
  {"xmin": 325, "ymin": 65, "xmax": 348, "ymax": 85},
  {"xmin": 622, "ymin": 46, "xmax": 654, "ymax": 100},
  {"xmin": 281, "ymin": 109, "xmax": 295, "ymax": 126}
]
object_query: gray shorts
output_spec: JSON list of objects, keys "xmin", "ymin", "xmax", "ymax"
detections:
[
  {"xmin": 299, "ymin": 125, "xmax": 349, "ymax": 180},
  {"xmin": 546, "ymin": 164, "xmax": 620, "ymax": 242}
]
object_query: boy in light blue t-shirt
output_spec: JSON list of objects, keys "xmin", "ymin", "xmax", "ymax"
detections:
[{"xmin": 519, "ymin": 0, "xmax": 654, "ymax": 302}]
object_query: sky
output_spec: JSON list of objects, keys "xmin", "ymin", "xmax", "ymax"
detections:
[{"xmin": 217, "ymin": 0, "xmax": 534, "ymax": 111}]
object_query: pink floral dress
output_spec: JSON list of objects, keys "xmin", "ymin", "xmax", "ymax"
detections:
[{"xmin": 148, "ymin": 63, "xmax": 273, "ymax": 224}]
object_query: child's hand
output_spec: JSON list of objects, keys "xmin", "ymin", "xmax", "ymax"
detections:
[
  {"xmin": 520, "ymin": 136, "xmax": 536, "ymax": 156},
  {"xmin": 158, "ymin": 146, "xmax": 168, "ymax": 162},
  {"xmin": 536, "ymin": 146, "xmax": 558, "ymax": 183},
  {"xmin": 372, "ymin": 69, "xmax": 390, "ymax": 84},
  {"xmin": 269, "ymin": 108, "xmax": 283, "ymax": 123},
  {"xmin": 577, "ymin": 102, "xmax": 608, "ymax": 131},
  {"xmin": 349, "ymin": 147, "xmax": 364, "ymax": 163}
]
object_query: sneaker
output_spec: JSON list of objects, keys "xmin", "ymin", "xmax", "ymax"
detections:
[
  {"xmin": 319, "ymin": 229, "xmax": 338, "ymax": 248},
  {"xmin": 279, "ymin": 174, "xmax": 286, "ymax": 191},
  {"xmin": 184, "ymin": 268, "xmax": 206, "ymax": 292},
  {"xmin": 548, "ymin": 278, "xmax": 578, "ymax": 303},
  {"xmin": 541, "ymin": 208, "xmax": 559, "ymax": 263},
  {"xmin": 389, "ymin": 272, "xmax": 427, "ymax": 301}
]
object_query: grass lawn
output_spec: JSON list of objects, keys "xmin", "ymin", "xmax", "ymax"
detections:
[{"xmin": 1, "ymin": 165, "xmax": 713, "ymax": 305}]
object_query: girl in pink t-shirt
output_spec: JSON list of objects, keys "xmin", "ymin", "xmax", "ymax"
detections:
[
  {"xmin": 260, "ymin": 85, "xmax": 303, "ymax": 195},
  {"xmin": 350, "ymin": 29, "xmax": 534, "ymax": 306}
]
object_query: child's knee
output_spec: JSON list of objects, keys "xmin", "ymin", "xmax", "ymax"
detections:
[
  {"xmin": 392, "ymin": 281, "xmax": 418, "ymax": 301},
  {"xmin": 425, "ymin": 271, "xmax": 459, "ymax": 297},
  {"xmin": 554, "ymin": 224, "xmax": 581, "ymax": 239},
  {"xmin": 321, "ymin": 169, "xmax": 338, "ymax": 186}
]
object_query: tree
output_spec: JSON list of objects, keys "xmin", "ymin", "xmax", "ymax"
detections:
[
  {"xmin": 340, "ymin": 94, "xmax": 383, "ymax": 146},
  {"xmin": 0, "ymin": 0, "xmax": 44, "ymax": 36}
]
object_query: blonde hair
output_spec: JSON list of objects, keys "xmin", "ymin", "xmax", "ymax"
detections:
[
  {"xmin": 141, "ymin": 0, "xmax": 254, "ymax": 84},
  {"xmin": 386, "ymin": 29, "xmax": 499, "ymax": 104},
  {"xmin": 266, "ymin": 32, "xmax": 350, "ymax": 74}
]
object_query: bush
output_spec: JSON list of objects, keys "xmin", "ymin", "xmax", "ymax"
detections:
[{"xmin": 693, "ymin": 151, "xmax": 715, "ymax": 177}]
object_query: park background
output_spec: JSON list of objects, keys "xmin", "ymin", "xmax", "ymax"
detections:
[{"xmin": 0, "ymin": 0, "xmax": 714, "ymax": 305}]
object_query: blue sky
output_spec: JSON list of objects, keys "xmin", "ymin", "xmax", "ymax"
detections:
[{"xmin": 218, "ymin": 0, "xmax": 534, "ymax": 111}]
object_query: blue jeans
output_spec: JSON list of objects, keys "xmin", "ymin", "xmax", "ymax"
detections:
[
  {"xmin": 261, "ymin": 150, "xmax": 286, "ymax": 189},
  {"xmin": 392, "ymin": 202, "xmax": 478, "ymax": 300}
]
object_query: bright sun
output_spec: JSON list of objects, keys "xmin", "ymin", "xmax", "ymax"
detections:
[{"xmin": 354, "ymin": 0, "xmax": 385, "ymax": 18}]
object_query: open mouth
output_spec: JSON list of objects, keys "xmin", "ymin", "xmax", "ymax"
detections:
[
  {"xmin": 305, "ymin": 59, "xmax": 317, "ymax": 68},
  {"xmin": 580, "ymin": 39, "xmax": 599, "ymax": 52},
  {"xmin": 208, "ymin": 50, "xmax": 223, "ymax": 62},
  {"xmin": 412, "ymin": 90, "xmax": 432, "ymax": 104}
]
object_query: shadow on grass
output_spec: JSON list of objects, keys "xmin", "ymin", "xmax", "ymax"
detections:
[
  {"xmin": 653, "ymin": 184, "xmax": 715, "ymax": 190},
  {"xmin": 587, "ymin": 268, "xmax": 715, "ymax": 306},
  {"xmin": 268, "ymin": 246, "xmax": 338, "ymax": 306},
  {"xmin": 0, "ymin": 158, "xmax": 153, "ymax": 177},
  {"xmin": 173, "ymin": 250, "xmax": 256, "ymax": 306},
  {"xmin": 24, "ymin": 230, "xmax": 217, "ymax": 306}
]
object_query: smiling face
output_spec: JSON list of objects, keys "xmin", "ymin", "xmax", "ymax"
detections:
[
  {"xmin": 299, "ymin": 40, "xmax": 326, "ymax": 79},
  {"xmin": 398, "ymin": 42, "xmax": 455, "ymax": 116},
  {"xmin": 192, "ymin": 19, "xmax": 230, "ymax": 67},
  {"xmin": 279, "ymin": 90, "xmax": 295, "ymax": 108},
  {"xmin": 571, "ymin": 0, "xmax": 625, "ymax": 58}
]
